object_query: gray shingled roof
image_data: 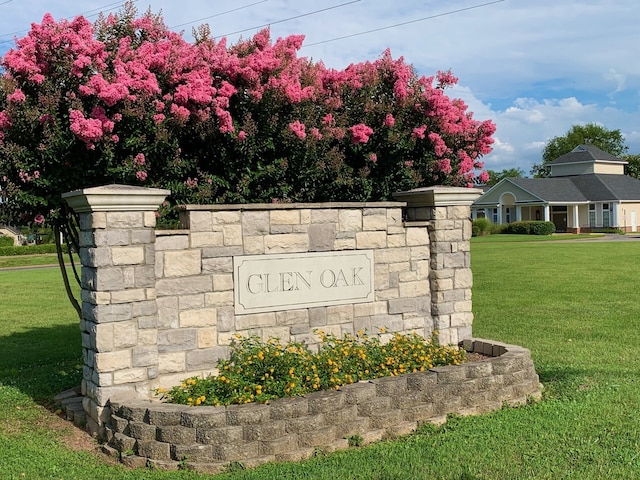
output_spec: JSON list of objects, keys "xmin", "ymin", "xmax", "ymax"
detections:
[
  {"xmin": 495, "ymin": 174, "xmax": 640, "ymax": 203},
  {"xmin": 548, "ymin": 144, "xmax": 624, "ymax": 165},
  {"xmin": 473, "ymin": 145, "xmax": 640, "ymax": 205},
  {"xmin": 571, "ymin": 174, "xmax": 640, "ymax": 201},
  {"xmin": 508, "ymin": 177, "xmax": 588, "ymax": 202}
]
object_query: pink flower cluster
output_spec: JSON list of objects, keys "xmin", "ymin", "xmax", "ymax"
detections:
[
  {"xmin": 69, "ymin": 109, "xmax": 103, "ymax": 148},
  {"xmin": 349, "ymin": 124, "xmax": 373, "ymax": 144},
  {"xmin": 0, "ymin": 5, "xmax": 496, "ymax": 222},
  {"xmin": 289, "ymin": 120, "xmax": 306, "ymax": 140}
]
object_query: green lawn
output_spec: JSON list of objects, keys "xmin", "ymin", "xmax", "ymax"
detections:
[
  {"xmin": 470, "ymin": 233, "xmax": 603, "ymax": 243},
  {"xmin": 1, "ymin": 240, "xmax": 640, "ymax": 478},
  {"xmin": 0, "ymin": 253, "xmax": 76, "ymax": 269}
]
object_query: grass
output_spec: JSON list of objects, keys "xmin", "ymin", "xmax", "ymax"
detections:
[
  {"xmin": 0, "ymin": 253, "xmax": 77, "ymax": 269},
  {"xmin": 470, "ymin": 233, "xmax": 602, "ymax": 243},
  {"xmin": 2, "ymin": 238, "xmax": 640, "ymax": 478}
]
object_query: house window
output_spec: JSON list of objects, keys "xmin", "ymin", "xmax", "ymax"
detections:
[
  {"xmin": 492, "ymin": 208, "xmax": 498, "ymax": 224},
  {"xmin": 602, "ymin": 203, "xmax": 611, "ymax": 227},
  {"xmin": 505, "ymin": 208, "xmax": 511, "ymax": 223},
  {"xmin": 589, "ymin": 204, "xmax": 596, "ymax": 227}
]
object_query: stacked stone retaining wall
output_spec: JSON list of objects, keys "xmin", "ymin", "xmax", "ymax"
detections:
[
  {"xmin": 61, "ymin": 184, "xmax": 484, "ymax": 433},
  {"xmin": 103, "ymin": 339, "xmax": 542, "ymax": 473}
]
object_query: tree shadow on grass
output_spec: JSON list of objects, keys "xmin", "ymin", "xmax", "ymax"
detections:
[
  {"xmin": 536, "ymin": 364, "xmax": 608, "ymax": 401},
  {"xmin": 0, "ymin": 323, "xmax": 83, "ymax": 406}
]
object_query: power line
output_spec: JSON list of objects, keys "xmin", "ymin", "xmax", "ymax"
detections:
[
  {"xmin": 81, "ymin": 2, "xmax": 141, "ymax": 22},
  {"xmin": 215, "ymin": 0, "xmax": 362, "ymax": 39},
  {"xmin": 77, "ymin": 0, "xmax": 138, "ymax": 19},
  {"xmin": 0, "ymin": 0, "xmax": 139, "ymax": 42},
  {"xmin": 171, "ymin": 0, "xmax": 269, "ymax": 30},
  {"xmin": 304, "ymin": 0, "xmax": 505, "ymax": 47},
  {"xmin": 0, "ymin": 0, "xmax": 14, "ymax": 6}
]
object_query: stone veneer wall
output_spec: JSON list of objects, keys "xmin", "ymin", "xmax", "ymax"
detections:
[
  {"xmin": 62, "ymin": 184, "xmax": 483, "ymax": 434},
  {"xmin": 102, "ymin": 339, "xmax": 542, "ymax": 473}
]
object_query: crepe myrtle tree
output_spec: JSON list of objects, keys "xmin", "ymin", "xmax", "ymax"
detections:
[{"xmin": 0, "ymin": 2, "xmax": 495, "ymax": 316}]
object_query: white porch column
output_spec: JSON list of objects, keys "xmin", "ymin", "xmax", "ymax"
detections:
[
  {"xmin": 544, "ymin": 205, "xmax": 550, "ymax": 222},
  {"xmin": 572, "ymin": 205, "xmax": 579, "ymax": 229},
  {"xmin": 516, "ymin": 205, "xmax": 522, "ymax": 221}
]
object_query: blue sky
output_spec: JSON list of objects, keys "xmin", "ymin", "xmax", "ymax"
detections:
[{"xmin": 1, "ymin": 0, "xmax": 639, "ymax": 175}]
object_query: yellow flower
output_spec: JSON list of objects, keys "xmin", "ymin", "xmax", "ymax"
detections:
[{"xmin": 379, "ymin": 327, "xmax": 387, "ymax": 334}]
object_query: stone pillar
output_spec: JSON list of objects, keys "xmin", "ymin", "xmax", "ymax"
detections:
[
  {"xmin": 394, "ymin": 186, "xmax": 483, "ymax": 346},
  {"xmin": 63, "ymin": 184, "xmax": 169, "ymax": 435}
]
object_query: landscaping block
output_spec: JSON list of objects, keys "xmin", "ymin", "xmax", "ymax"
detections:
[
  {"xmin": 137, "ymin": 440, "xmax": 171, "ymax": 461},
  {"xmin": 171, "ymin": 444, "xmax": 213, "ymax": 462},
  {"xmin": 156, "ymin": 425, "xmax": 196, "ymax": 444}
]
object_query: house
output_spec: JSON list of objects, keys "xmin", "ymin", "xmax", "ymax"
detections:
[
  {"xmin": 472, "ymin": 144, "xmax": 640, "ymax": 233},
  {"xmin": 0, "ymin": 225, "xmax": 23, "ymax": 246}
]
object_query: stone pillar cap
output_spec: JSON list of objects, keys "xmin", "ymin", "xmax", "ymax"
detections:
[
  {"xmin": 62, "ymin": 184, "xmax": 170, "ymax": 213},
  {"xmin": 393, "ymin": 186, "xmax": 483, "ymax": 207}
]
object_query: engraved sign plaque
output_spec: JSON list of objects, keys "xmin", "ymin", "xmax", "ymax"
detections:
[{"xmin": 233, "ymin": 250, "xmax": 375, "ymax": 314}]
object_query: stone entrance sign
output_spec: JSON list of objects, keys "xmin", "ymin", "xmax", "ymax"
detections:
[
  {"xmin": 233, "ymin": 250, "xmax": 375, "ymax": 314},
  {"xmin": 63, "ymin": 184, "xmax": 483, "ymax": 435}
]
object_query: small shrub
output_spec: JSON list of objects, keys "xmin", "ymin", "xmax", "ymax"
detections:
[
  {"xmin": 159, "ymin": 331, "xmax": 466, "ymax": 407},
  {"xmin": 489, "ymin": 223, "xmax": 506, "ymax": 235},
  {"xmin": 472, "ymin": 218, "xmax": 491, "ymax": 236},
  {"xmin": 529, "ymin": 221, "xmax": 555, "ymax": 235},
  {"xmin": 503, "ymin": 221, "xmax": 555, "ymax": 236},
  {"xmin": 504, "ymin": 221, "xmax": 530, "ymax": 235},
  {"xmin": 0, "ymin": 244, "xmax": 66, "ymax": 256},
  {"xmin": 0, "ymin": 236, "xmax": 14, "ymax": 247}
]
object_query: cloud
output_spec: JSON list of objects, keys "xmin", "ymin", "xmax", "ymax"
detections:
[
  {"xmin": 2, "ymin": 0, "xmax": 640, "ymax": 175},
  {"xmin": 605, "ymin": 68, "xmax": 626, "ymax": 96}
]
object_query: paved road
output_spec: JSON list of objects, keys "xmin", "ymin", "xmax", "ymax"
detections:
[{"xmin": 547, "ymin": 234, "xmax": 640, "ymax": 243}]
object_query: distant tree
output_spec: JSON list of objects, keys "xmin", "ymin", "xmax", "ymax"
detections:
[
  {"xmin": 623, "ymin": 154, "xmax": 640, "ymax": 179},
  {"xmin": 530, "ymin": 123, "xmax": 628, "ymax": 177},
  {"xmin": 486, "ymin": 167, "xmax": 525, "ymax": 186}
]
